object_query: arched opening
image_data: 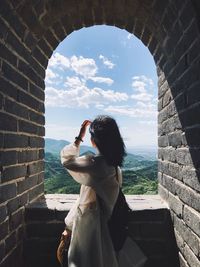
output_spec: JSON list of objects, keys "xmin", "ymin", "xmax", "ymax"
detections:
[
  {"xmin": 44, "ymin": 25, "xmax": 158, "ymax": 195},
  {"xmin": 1, "ymin": 1, "xmax": 200, "ymax": 267}
]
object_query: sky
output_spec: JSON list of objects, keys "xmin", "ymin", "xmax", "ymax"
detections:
[{"xmin": 45, "ymin": 25, "xmax": 158, "ymax": 150}]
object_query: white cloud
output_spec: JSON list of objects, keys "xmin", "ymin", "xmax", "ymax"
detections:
[
  {"xmin": 64, "ymin": 76, "xmax": 85, "ymax": 88},
  {"xmin": 89, "ymin": 76, "xmax": 114, "ymax": 85},
  {"xmin": 45, "ymin": 84, "xmax": 128, "ymax": 109},
  {"xmin": 46, "ymin": 52, "xmax": 115, "ymax": 88},
  {"xmin": 70, "ymin": 55, "xmax": 98, "ymax": 79},
  {"xmin": 45, "ymin": 68, "xmax": 60, "ymax": 84},
  {"xmin": 105, "ymin": 104, "xmax": 157, "ymax": 118},
  {"xmin": 131, "ymin": 92, "xmax": 153, "ymax": 102},
  {"xmin": 99, "ymin": 55, "xmax": 115, "ymax": 69},
  {"xmin": 131, "ymin": 75, "xmax": 154, "ymax": 103},
  {"xmin": 48, "ymin": 52, "xmax": 70, "ymax": 70},
  {"xmin": 132, "ymin": 80, "xmax": 146, "ymax": 93}
]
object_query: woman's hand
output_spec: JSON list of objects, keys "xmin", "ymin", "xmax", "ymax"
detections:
[
  {"xmin": 74, "ymin": 120, "xmax": 91, "ymax": 146},
  {"xmin": 79, "ymin": 120, "xmax": 91, "ymax": 140}
]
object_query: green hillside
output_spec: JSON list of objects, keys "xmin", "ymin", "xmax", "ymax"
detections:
[{"xmin": 44, "ymin": 140, "xmax": 158, "ymax": 195}]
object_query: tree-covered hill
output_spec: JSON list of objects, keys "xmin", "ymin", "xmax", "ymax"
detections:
[{"xmin": 44, "ymin": 138, "xmax": 158, "ymax": 195}]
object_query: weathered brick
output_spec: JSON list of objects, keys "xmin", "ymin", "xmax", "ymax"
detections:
[
  {"xmin": 179, "ymin": 252, "xmax": 190, "ymax": 267},
  {"xmin": 158, "ymin": 159, "xmax": 169, "ymax": 173},
  {"xmin": 159, "ymin": 115, "xmax": 182, "ymax": 136},
  {"xmin": 5, "ymin": 232, "xmax": 16, "ymax": 254},
  {"xmin": 17, "ymin": 175, "xmax": 38, "ymax": 194},
  {"xmin": 27, "ymin": 161, "xmax": 44, "ymax": 176},
  {"xmin": 17, "ymin": 2, "xmax": 38, "ymax": 31},
  {"xmin": 158, "ymin": 98, "xmax": 163, "ymax": 111},
  {"xmin": 7, "ymin": 193, "xmax": 28, "ymax": 214},
  {"xmin": 43, "ymin": 28, "xmax": 59, "ymax": 50},
  {"xmin": 2, "ymin": 61, "xmax": 28, "ymax": 90},
  {"xmin": 4, "ymin": 98, "xmax": 29, "ymax": 120},
  {"xmin": 158, "ymin": 79, "xmax": 170, "ymax": 99},
  {"xmin": 0, "ymin": 16, "xmax": 9, "ymax": 41},
  {"xmin": 16, "ymin": 225, "xmax": 24, "ymax": 243},
  {"xmin": 32, "ymin": 46, "xmax": 48, "ymax": 68},
  {"xmin": 183, "ymin": 205, "xmax": 200, "ymax": 237},
  {"xmin": 158, "ymin": 135, "xmax": 169, "ymax": 147},
  {"xmin": 175, "ymin": 180, "xmax": 200, "ymax": 212},
  {"xmin": 18, "ymin": 60, "xmax": 44, "ymax": 86},
  {"xmin": 168, "ymin": 131, "xmax": 184, "ymax": 148},
  {"xmin": 179, "ymin": 1, "xmax": 195, "ymax": 29},
  {"xmin": 0, "ymin": 112, "xmax": 17, "ymax": 131},
  {"xmin": 29, "ymin": 136, "xmax": 44, "ymax": 148},
  {"xmin": 183, "ymin": 243, "xmax": 200, "ymax": 267},
  {"xmin": 175, "ymin": 148, "xmax": 193, "ymax": 166},
  {"xmin": 158, "ymin": 184, "xmax": 169, "ymax": 201},
  {"xmin": 38, "ymin": 172, "xmax": 44, "ymax": 183},
  {"xmin": 181, "ymin": 167, "xmax": 200, "ymax": 192},
  {"xmin": 158, "ymin": 107, "xmax": 168, "ymax": 124},
  {"xmin": 168, "ymin": 162, "xmax": 182, "ymax": 180},
  {"xmin": 4, "ymin": 134, "xmax": 28, "ymax": 148},
  {"xmin": 0, "ymin": 43, "xmax": 17, "ymax": 67},
  {"xmin": 174, "ymin": 230, "xmax": 185, "ymax": 255},
  {"xmin": 29, "ymin": 82, "xmax": 45, "ymax": 101},
  {"xmin": 0, "ymin": 241, "xmax": 6, "ymax": 263},
  {"xmin": 28, "ymin": 183, "xmax": 44, "ymax": 201},
  {"xmin": 0, "ymin": 220, "xmax": 9, "ymax": 240},
  {"xmin": 158, "ymin": 147, "xmax": 176, "ymax": 162},
  {"xmin": 29, "ymin": 110, "xmax": 45, "ymax": 125},
  {"xmin": 18, "ymin": 120, "xmax": 39, "ymax": 135},
  {"xmin": 168, "ymin": 192, "xmax": 183, "ymax": 218},
  {"xmin": 0, "ymin": 205, "xmax": 7, "ymax": 223},
  {"xmin": 163, "ymin": 89, "xmax": 172, "ymax": 108},
  {"xmin": 174, "ymin": 216, "xmax": 199, "ymax": 256},
  {"xmin": 39, "ymin": 149, "xmax": 44, "ymax": 160},
  {"xmin": 2, "ymin": 150, "xmax": 18, "ymax": 166},
  {"xmin": 2, "ymin": 165, "xmax": 27, "ymax": 182},
  {"xmin": 187, "ymin": 39, "xmax": 200, "ymax": 66},
  {"xmin": 18, "ymin": 150, "xmax": 38, "ymax": 163},
  {"xmin": 17, "ymin": 90, "xmax": 44, "ymax": 112},
  {"xmin": 161, "ymin": 174, "xmax": 176, "ymax": 195},
  {"xmin": 0, "ymin": 183, "xmax": 17, "ymax": 204},
  {"xmin": 9, "ymin": 208, "xmax": 24, "ymax": 231},
  {"xmin": 0, "ymin": 243, "xmax": 23, "ymax": 267}
]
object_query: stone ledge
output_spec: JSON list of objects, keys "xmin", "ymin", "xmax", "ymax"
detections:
[{"xmin": 26, "ymin": 194, "xmax": 168, "ymax": 211}]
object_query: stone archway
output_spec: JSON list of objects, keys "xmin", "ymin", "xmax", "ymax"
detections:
[{"xmin": 0, "ymin": 1, "xmax": 200, "ymax": 266}]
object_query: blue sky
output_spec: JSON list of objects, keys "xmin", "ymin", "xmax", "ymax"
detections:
[{"xmin": 45, "ymin": 26, "xmax": 158, "ymax": 149}]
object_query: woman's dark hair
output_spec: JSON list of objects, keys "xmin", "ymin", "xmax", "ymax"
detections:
[{"xmin": 89, "ymin": 115, "xmax": 126, "ymax": 167}]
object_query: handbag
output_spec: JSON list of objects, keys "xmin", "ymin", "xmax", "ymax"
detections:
[
  {"xmin": 98, "ymin": 166, "xmax": 132, "ymax": 252},
  {"xmin": 57, "ymin": 229, "xmax": 71, "ymax": 266},
  {"xmin": 107, "ymin": 185, "xmax": 132, "ymax": 251}
]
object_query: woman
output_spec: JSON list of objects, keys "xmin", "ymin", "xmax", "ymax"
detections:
[{"xmin": 59, "ymin": 115, "xmax": 146, "ymax": 267}]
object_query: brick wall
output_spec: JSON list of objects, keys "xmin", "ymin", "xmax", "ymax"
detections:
[
  {"xmin": 0, "ymin": 0, "xmax": 200, "ymax": 266},
  {"xmin": 24, "ymin": 195, "xmax": 179, "ymax": 267}
]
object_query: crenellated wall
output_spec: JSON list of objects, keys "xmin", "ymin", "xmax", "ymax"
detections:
[{"xmin": 0, "ymin": 1, "xmax": 200, "ymax": 267}]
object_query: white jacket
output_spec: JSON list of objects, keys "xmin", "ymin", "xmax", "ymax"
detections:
[
  {"xmin": 60, "ymin": 143, "xmax": 120, "ymax": 267},
  {"xmin": 60, "ymin": 143, "xmax": 147, "ymax": 267}
]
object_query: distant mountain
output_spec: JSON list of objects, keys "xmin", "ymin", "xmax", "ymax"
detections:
[
  {"xmin": 44, "ymin": 139, "xmax": 158, "ymax": 194},
  {"xmin": 45, "ymin": 138, "xmax": 154, "ymax": 170},
  {"xmin": 45, "ymin": 138, "xmax": 96, "ymax": 155},
  {"xmin": 45, "ymin": 138, "xmax": 70, "ymax": 154}
]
